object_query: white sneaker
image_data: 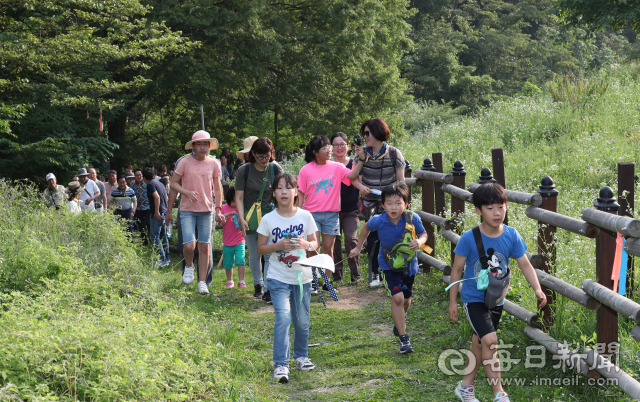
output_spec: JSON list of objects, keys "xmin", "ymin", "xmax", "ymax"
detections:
[
  {"xmin": 493, "ymin": 391, "xmax": 510, "ymax": 402},
  {"xmin": 454, "ymin": 381, "xmax": 480, "ymax": 402},
  {"xmin": 295, "ymin": 356, "xmax": 315, "ymax": 371},
  {"xmin": 274, "ymin": 365, "xmax": 289, "ymax": 383},
  {"xmin": 197, "ymin": 281, "xmax": 210, "ymax": 295},
  {"xmin": 182, "ymin": 266, "xmax": 195, "ymax": 285},
  {"xmin": 370, "ymin": 277, "xmax": 381, "ymax": 287}
]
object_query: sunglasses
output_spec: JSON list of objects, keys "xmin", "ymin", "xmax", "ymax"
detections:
[{"xmin": 363, "ymin": 130, "xmax": 372, "ymax": 137}]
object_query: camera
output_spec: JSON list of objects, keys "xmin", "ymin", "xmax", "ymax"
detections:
[{"xmin": 353, "ymin": 134, "xmax": 362, "ymax": 146}]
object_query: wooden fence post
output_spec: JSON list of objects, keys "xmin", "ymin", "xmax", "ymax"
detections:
[
  {"xmin": 477, "ymin": 167, "xmax": 497, "ymax": 185},
  {"xmin": 421, "ymin": 158, "xmax": 437, "ymax": 273},
  {"xmin": 594, "ymin": 186, "xmax": 619, "ymax": 359},
  {"xmin": 618, "ymin": 163, "xmax": 635, "ymax": 297},
  {"xmin": 450, "ymin": 161, "xmax": 466, "ymax": 264},
  {"xmin": 492, "ymin": 148, "xmax": 508, "ymax": 225},
  {"xmin": 433, "ymin": 153, "xmax": 446, "ymax": 218},
  {"xmin": 537, "ymin": 176, "xmax": 559, "ymax": 327}
]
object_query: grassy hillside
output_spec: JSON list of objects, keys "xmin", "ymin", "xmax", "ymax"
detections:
[{"xmin": 2, "ymin": 65, "xmax": 640, "ymax": 401}]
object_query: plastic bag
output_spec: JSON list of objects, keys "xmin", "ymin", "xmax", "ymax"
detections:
[{"xmin": 476, "ymin": 268, "xmax": 489, "ymax": 291}]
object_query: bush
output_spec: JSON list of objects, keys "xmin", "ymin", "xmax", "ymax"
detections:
[{"xmin": 0, "ymin": 180, "xmax": 150, "ymax": 293}]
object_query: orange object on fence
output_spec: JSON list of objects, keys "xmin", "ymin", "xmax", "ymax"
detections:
[{"xmin": 612, "ymin": 233, "xmax": 624, "ymax": 293}]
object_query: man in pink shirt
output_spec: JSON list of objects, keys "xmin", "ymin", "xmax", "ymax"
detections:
[{"xmin": 166, "ymin": 131, "xmax": 225, "ymax": 295}]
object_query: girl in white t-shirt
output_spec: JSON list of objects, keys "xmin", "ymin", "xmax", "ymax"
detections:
[{"xmin": 257, "ymin": 173, "xmax": 318, "ymax": 384}]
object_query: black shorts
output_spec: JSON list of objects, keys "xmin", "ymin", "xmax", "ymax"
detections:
[
  {"xmin": 463, "ymin": 302, "xmax": 503, "ymax": 343},
  {"xmin": 380, "ymin": 269, "xmax": 415, "ymax": 299}
]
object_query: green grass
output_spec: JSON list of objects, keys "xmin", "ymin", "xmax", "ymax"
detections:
[{"xmin": 4, "ymin": 64, "xmax": 640, "ymax": 400}]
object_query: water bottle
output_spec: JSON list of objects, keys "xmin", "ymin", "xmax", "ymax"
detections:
[{"xmin": 167, "ymin": 222, "xmax": 172, "ymax": 238}]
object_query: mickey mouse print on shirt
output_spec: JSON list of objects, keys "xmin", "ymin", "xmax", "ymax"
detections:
[{"xmin": 473, "ymin": 248, "xmax": 507, "ymax": 278}]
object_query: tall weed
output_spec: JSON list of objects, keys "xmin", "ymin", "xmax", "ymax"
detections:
[{"xmin": 0, "ymin": 180, "xmax": 150, "ymax": 293}]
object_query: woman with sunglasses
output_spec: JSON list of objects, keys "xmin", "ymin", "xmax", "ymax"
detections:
[
  {"xmin": 331, "ymin": 132, "xmax": 364, "ymax": 283},
  {"xmin": 298, "ymin": 135, "xmax": 363, "ymax": 291},
  {"xmin": 347, "ymin": 118, "xmax": 406, "ymax": 287},
  {"xmin": 235, "ymin": 137, "xmax": 284, "ymax": 303}
]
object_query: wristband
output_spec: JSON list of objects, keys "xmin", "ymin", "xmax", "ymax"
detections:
[{"xmin": 215, "ymin": 206, "xmax": 222, "ymax": 210}]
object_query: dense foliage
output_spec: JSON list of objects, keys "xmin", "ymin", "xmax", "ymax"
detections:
[
  {"xmin": 403, "ymin": 0, "xmax": 639, "ymax": 110},
  {"xmin": 557, "ymin": 0, "xmax": 640, "ymax": 32},
  {"xmin": 1, "ymin": 0, "xmax": 640, "ymax": 185}
]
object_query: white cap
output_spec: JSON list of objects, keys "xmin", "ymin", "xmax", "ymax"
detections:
[{"xmin": 46, "ymin": 173, "xmax": 56, "ymax": 181}]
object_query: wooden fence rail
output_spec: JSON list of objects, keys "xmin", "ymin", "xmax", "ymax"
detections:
[{"xmin": 403, "ymin": 149, "xmax": 640, "ymax": 399}]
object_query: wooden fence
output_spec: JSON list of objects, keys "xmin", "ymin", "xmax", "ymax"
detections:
[{"xmin": 406, "ymin": 149, "xmax": 640, "ymax": 399}]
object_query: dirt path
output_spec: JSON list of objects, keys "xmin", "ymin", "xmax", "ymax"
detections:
[{"xmin": 250, "ymin": 284, "xmax": 387, "ymax": 314}]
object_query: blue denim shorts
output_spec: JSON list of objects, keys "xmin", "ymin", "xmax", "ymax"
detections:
[
  {"xmin": 180, "ymin": 210, "xmax": 213, "ymax": 244},
  {"xmin": 311, "ymin": 211, "xmax": 340, "ymax": 236}
]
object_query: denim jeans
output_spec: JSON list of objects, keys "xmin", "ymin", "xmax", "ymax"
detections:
[
  {"xmin": 179, "ymin": 210, "xmax": 213, "ymax": 244},
  {"xmin": 177, "ymin": 211, "xmax": 213, "ymax": 285},
  {"xmin": 268, "ymin": 278, "xmax": 311, "ymax": 367},
  {"xmin": 149, "ymin": 215, "xmax": 169, "ymax": 262},
  {"xmin": 245, "ymin": 232, "xmax": 271, "ymax": 289}
]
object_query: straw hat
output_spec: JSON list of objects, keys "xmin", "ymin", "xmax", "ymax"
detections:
[
  {"xmin": 236, "ymin": 136, "xmax": 258, "ymax": 159},
  {"xmin": 185, "ymin": 130, "xmax": 219, "ymax": 151},
  {"xmin": 67, "ymin": 181, "xmax": 84, "ymax": 195}
]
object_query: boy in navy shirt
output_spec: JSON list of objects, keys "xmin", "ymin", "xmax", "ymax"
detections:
[
  {"xmin": 448, "ymin": 183, "xmax": 546, "ymax": 402},
  {"xmin": 350, "ymin": 182, "xmax": 427, "ymax": 353}
]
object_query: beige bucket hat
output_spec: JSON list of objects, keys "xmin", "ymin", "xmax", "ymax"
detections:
[
  {"xmin": 236, "ymin": 136, "xmax": 258, "ymax": 159},
  {"xmin": 185, "ymin": 130, "xmax": 219, "ymax": 151}
]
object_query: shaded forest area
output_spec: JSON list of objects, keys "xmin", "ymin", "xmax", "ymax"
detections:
[{"xmin": 1, "ymin": 0, "xmax": 639, "ymax": 185}]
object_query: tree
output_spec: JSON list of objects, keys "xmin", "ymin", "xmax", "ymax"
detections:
[
  {"xmin": 557, "ymin": 0, "xmax": 640, "ymax": 32},
  {"xmin": 140, "ymin": 0, "xmax": 414, "ymax": 156},
  {"xmin": 0, "ymin": 0, "xmax": 190, "ymax": 183},
  {"xmin": 403, "ymin": 0, "xmax": 633, "ymax": 110}
]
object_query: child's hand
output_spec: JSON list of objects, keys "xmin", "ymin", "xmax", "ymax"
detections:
[
  {"xmin": 349, "ymin": 246, "xmax": 361, "ymax": 259},
  {"xmin": 535, "ymin": 289, "xmax": 548, "ymax": 308},
  {"xmin": 409, "ymin": 239, "xmax": 421, "ymax": 251},
  {"xmin": 449, "ymin": 303, "xmax": 458, "ymax": 322},
  {"xmin": 279, "ymin": 238, "xmax": 298, "ymax": 252},
  {"xmin": 293, "ymin": 238, "xmax": 308, "ymax": 250}
]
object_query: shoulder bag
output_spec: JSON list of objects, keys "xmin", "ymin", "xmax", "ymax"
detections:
[{"xmin": 244, "ymin": 163, "xmax": 275, "ymax": 235}]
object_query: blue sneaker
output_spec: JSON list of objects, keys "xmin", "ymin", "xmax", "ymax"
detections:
[{"xmin": 399, "ymin": 334, "xmax": 413, "ymax": 354}]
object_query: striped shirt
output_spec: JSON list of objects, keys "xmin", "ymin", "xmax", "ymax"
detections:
[
  {"xmin": 111, "ymin": 186, "xmax": 136, "ymax": 211},
  {"xmin": 353, "ymin": 144, "xmax": 405, "ymax": 202}
]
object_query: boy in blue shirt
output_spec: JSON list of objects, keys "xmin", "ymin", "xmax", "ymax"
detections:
[
  {"xmin": 350, "ymin": 182, "xmax": 427, "ymax": 354},
  {"xmin": 448, "ymin": 183, "xmax": 547, "ymax": 402}
]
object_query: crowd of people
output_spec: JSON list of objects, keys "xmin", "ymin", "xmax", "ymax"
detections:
[{"xmin": 41, "ymin": 118, "xmax": 547, "ymax": 402}]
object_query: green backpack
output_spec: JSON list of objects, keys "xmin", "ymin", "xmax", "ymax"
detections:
[{"xmin": 381, "ymin": 211, "xmax": 431, "ymax": 272}]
